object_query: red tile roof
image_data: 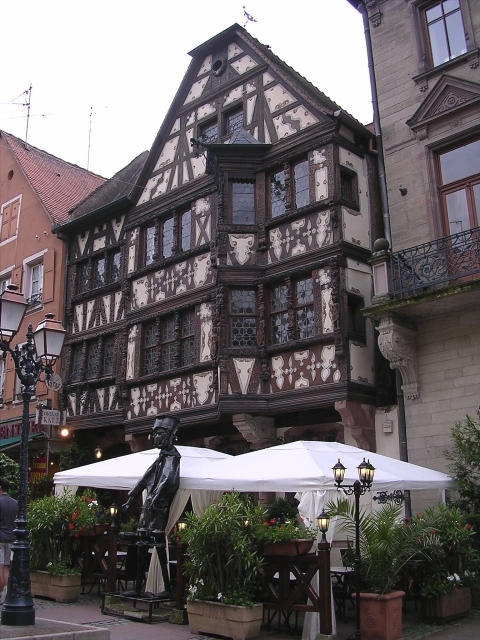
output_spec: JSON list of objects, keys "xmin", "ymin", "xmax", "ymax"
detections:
[{"xmin": 2, "ymin": 132, "xmax": 106, "ymax": 224}]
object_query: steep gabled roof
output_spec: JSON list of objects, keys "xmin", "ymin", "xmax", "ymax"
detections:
[
  {"xmin": 2, "ymin": 131, "xmax": 106, "ymax": 224},
  {"xmin": 70, "ymin": 151, "xmax": 148, "ymax": 220}
]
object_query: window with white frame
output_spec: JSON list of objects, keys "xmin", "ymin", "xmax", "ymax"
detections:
[
  {"xmin": 0, "ymin": 274, "xmax": 11, "ymax": 293},
  {"xmin": 25, "ymin": 260, "xmax": 43, "ymax": 308}
]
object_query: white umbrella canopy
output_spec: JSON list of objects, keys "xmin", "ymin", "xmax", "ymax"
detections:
[
  {"xmin": 53, "ymin": 446, "xmax": 231, "ymax": 492},
  {"xmin": 179, "ymin": 441, "xmax": 455, "ymax": 493}
]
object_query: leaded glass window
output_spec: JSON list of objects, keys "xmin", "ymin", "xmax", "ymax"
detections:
[
  {"xmin": 270, "ymin": 284, "xmax": 288, "ymax": 345},
  {"xmin": 86, "ymin": 342, "xmax": 99, "ymax": 379},
  {"xmin": 144, "ymin": 224, "xmax": 155, "ymax": 266},
  {"xmin": 226, "ymin": 108, "xmax": 243, "ymax": 135},
  {"xmin": 92, "ymin": 257, "xmax": 105, "ymax": 289},
  {"xmin": 180, "ymin": 310, "xmax": 195, "ymax": 366},
  {"xmin": 270, "ymin": 170, "xmax": 286, "ymax": 218},
  {"xmin": 161, "ymin": 317, "xmax": 175, "ymax": 371},
  {"xmin": 181, "ymin": 210, "xmax": 192, "ymax": 252},
  {"xmin": 102, "ymin": 338, "xmax": 115, "ymax": 376},
  {"xmin": 162, "ymin": 217, "xmax": 174, "ymax": 259},
  {"xmin": 143, "ymin": 323, "xmax": 157, "ymax": 376},
  {"xmin": 232, "ymin": 182, "xmax": 255, "ymax": 224},
  {"xmin": 200, "ymin": 119, "xmax": 218, "ymax": 144},
  {"xmin": 77, "ymin": 262, "xmax": 90, "ymax": 294},
  {"xmin": 71, "ymin": 346, "xmax": 83, "ymax": 381},
  {"xmin": 294, "ymin": 160, "xmax": 309, "ymax": 209},
  {"xmin": 109, "ymin": 251, "xmax": 121, "ymax": 283},
  {"xmin": 295, "ymin": 278, "xmax": 314, "ymax": 339},
  {"xmin": 231, "ymin": 289, "xmax": 257, "ymax": 347}
]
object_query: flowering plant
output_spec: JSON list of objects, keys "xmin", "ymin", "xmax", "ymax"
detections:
[
  {"xmin": 254, "ymin": 517, "xmax": 318, "ymax": 543},
  {"xmin": 67, "ymin": 489, "xmax": 107, "ymax": 536},
  {"xmin": 414, "ymin": 504, "xmax": 480, "ymax": 597}
]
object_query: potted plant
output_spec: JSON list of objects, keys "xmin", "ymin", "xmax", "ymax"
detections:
[
  {"xmin": 328, "ymin": 500, "xmax": 440, "ymax": 640},
  {"xmin": 416, "ymin": 504, "xmax": 480, "ymax": 623},
  {"xmin": 254, "ymin": 516, "xmax": 318, "ymax": 555},
  {"xmin": 178, "ymin": 492, "xmax": 266, "ymax": 640},
  {"xmin": 28, "ymin": 489, "xmax": 107, "ymax": 602}
]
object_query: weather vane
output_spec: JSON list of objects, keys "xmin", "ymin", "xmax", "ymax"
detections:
[{"xmin": 243, "ymin": 5, "xmax": 257, "ymax": 28}]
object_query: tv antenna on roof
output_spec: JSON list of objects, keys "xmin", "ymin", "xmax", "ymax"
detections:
[
  {"xmin": 87, "ymin": 107, "xmax": 93, "ymax": 170},
  {"xmin": 243, "ymin": 5, "xmax": 257, "ymax": 28},
  {"xmin": 25, "ymin": 84, "xmax": 32, "ymax": 146}
]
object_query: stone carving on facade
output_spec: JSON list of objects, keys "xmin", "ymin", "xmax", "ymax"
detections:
[
  {"xmin": 270, "ymin": 345, "xmax": 341, "ymax": 392},
  {"xmin": 228, "ymin": 234, "xmax": 255, "ymax": 265},
  {"xmin": 233, "ymin": 413, "xmax": 276, "ymax": 449},
  {"xmin": 377, "ymin": 314, "xmax": 419, "ymax": 400}
]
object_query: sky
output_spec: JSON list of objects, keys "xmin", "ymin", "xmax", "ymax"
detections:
[{"xmin": 1, "ymin": 1, "xmax": 371, "ymax": 179}]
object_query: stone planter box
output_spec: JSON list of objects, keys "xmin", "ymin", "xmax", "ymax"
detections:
[
  {"xmin": 421, "ymin": 587, "xmax": 471, "ymax": 624},
  {"xmin": 187, "ymin": 599, "xmax": 263, "ymax": 640},
  {"xmin": 30, "ymin": 570, "xmax": 81, "ymax": 602},
  {"xmin": 360, "ymin": 590, "xmax": 404, "ymax": 640},
  {"xmin": 263, "ymin": 539, "xmax": 314, "ymax": 556}
]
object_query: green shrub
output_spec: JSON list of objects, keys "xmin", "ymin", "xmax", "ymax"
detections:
[{"xmin": 0, "ymin": 453, "xmax": 19, "ymax": 499}]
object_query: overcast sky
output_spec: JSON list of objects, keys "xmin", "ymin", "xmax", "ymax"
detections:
[{"xmin": 1, "ymin": 1, "xmax": 371, "ymax": 179}]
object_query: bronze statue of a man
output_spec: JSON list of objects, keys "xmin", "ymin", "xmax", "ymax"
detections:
[{"xmin": 121, "ymin": 414, "xmax": 181, "ymax": 597}]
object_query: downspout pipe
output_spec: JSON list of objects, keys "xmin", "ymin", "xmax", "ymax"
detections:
[{"xmin": 356, "ymin": 1, "xmax": 392, "ymax": 249}]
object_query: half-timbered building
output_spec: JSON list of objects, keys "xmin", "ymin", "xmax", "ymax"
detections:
[{"xmin": 119, "ymin": 25, "xmax": 386, "ymax": 455}]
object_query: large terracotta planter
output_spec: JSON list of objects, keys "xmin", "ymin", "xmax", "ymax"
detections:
[
  {"xmin": 30, "ymin": 570, "xmax": 81, "ymax": 603},
  {"xmin": 187, "ymin": 600, "xmax": 263, "ymax": 640},
  {"xmin": 263, "ymin": 539, "xmax": 314, "ymax": 556},
  {"xmin": 359, "ymin": 590, "xmax": 404, "ymax": 640},
  {"xmin": 421, "ymin": 587, "xmax": 471, "ymax": 624}
]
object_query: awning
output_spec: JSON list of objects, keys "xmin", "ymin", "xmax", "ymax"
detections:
[{"xmin": 0, "ymin": 432, "xmax": 48, "ymax": 452}]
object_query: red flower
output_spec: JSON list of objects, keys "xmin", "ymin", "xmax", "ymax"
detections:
[
  {"xmin": 68, "ymin": 523, "xmax": 74, "ymax": 530},
  {"xmin": 430, "ymin": 530, "xmax": 436, "ymax": 535},
  {"xmin": 465, "ymin": 524, "xmax": 472, "ymax": 530}
]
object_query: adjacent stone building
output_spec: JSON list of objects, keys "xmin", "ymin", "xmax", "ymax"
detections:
[
  {"xmin": 348, "ymin": 0, "xmax": 480, "ymax": 497},
  {"xmin": 57, "ymin": 24, "xmax": 386, "ymax": 457}
]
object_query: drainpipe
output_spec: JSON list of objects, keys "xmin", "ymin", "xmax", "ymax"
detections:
[
  {"xmin": 356, "ymin": 1, "xmax": 392, "ymax": 249},
  {"xmin": 355, "ymin": 2, "xmax": 411, "ymax": 513}
]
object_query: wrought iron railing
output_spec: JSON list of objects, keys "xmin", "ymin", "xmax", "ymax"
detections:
[
  {"xmin": 26, "ymin": 291, "xmax": 43, "ymax": 308},
  {"xmin": 391, "ymin": 226, "xmax": 480, "ymax": 297}
]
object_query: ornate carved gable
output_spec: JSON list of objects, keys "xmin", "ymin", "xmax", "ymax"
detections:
[
  {"xmin": 136, "ymin": 25, "xmax": 333, "ymax": 207},
  {"xmin": 407, "ymin": 74, "xmax": 480, "ymax": 139}
]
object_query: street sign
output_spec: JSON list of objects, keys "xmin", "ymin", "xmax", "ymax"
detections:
[{"xmin": 36, "ymin": 409, "xmax": 61, "ymax": 426}]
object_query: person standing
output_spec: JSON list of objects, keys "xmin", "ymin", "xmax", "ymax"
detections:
[{"xmin": 0, "ymin": 478, "xmax": 18, "ymax": 603}]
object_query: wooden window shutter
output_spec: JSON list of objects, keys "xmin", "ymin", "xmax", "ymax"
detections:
[
  {"xmin": 11, "ymin": 266, "xmax": 22, "ymax": 287},
  {"xmin": 43, "ymin": 249, "xmax": 55, "ymax": 303},
  {"xmin": 1, "ymin": 203, "xmax": 11, "ymax": 242},
  {"xmin": 3, "ymin": 365, "xmax": 14, "ymax": 403},
  {"xmin": 9, "ymin": 200, "xmax": 19, "ymax": 236}
]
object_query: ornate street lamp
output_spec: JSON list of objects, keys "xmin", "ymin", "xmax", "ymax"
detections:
[
  {"xmin": 316, "ymin": 508, "xmax": 330, "ymax": 543},
  {"xmin": 0, "ymin": 286, "xmax": 66, "ymax": 626},
  {"xmin": 333, "ymin": 457, "xmax": 375, "ymax": 640}
]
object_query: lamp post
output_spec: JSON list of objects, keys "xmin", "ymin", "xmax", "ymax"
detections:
[
  {"xmin": 316, "ymin": 508, "xmax": 330, "ymax": 543},
  {"xmin": 0, "ymin": 285, "xmax": 66, "ymax": 626},
  {"xmin": 333, "ymin": 457, "xmax": 375, "ymax": 640}
]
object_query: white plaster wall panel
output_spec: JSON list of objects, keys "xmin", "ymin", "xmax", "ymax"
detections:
[
  {"xmin": 231, "ymin": 55, "xmax": 257, "ymax": 75},
  {"xmin": 339, "ymin": 147, "xmax": 370, "ymax": 235},
  {"xmin": 109, "ymin": 386, "xmax": 116, "ymax": 410},
  {"xmin": 97, "ymin": 388, "xmax": 105, "ymax": 411},
  {"xmin": 346, "ymin": 259, "xmax": 372, "ymax": 306},
  {"xmin": 229, "ymin": 234, "xmax": 254, "ymax": 265},
  {"xmin": 154, "ymin": 137, "xmax": 179, "ymax": 171},
  {"xmin": 252, "ymin": 126, "xmax": 258, "ymax": 140},
  {"xmin": 126, "ymin": 325, "xmax": 138, "ymax": 380},
  {"xmin": 228, "ymin": 43, "xmax": 243, "ymax": 59},
  {"xmin": 199, "ymin": 303, "xmax": 212, "ymax": 361},
  {"xmin": 74, "ymin": 304, "xmax": 84, "ymax": 334},
  {"xmin": 86, "ymin": 300, "xmax": 95, "ymax": 329},
  {"xmin": 198, "ymin": 55, "xmax": 212, "ymax": 75},
  {"xmin": 265, "ymin": 85, "xmax": 296, "ymax": 113},
  {"xmin": 268, "ymin": 210, "xmax": 333, "ymax": 264},
  {"xmin": 343, "ymin": 206, "xmax": 369, "ymax": 248},
  {"xmin": 170, "ymin": 118, "xmax": 180, "ymax": 134},
  {"xmin": 233, "ymin": 358, "xmax": 255, "ymax": 394},
  {"xmin": 197, "ymin": 102, "xmax": 216, "ymax": 120},
  {"xmin": 111, "ymin": 215, "xmax": 124, "ymax": 241},
  {"xmin": 103, "ymin": 295, "xmax": 111, "ymax": 323},
  {"xmin": 263, "ymin": 72, "xmax": 275, "ymax": 86},
  {"xmin": 245, "ymin": 83, "xmax": 256, "ymax": 94},
  {"xmin": 315, "ymin": 167, "xmax": 328, "ymax": 201},
  {"xmin": 68, "ymin": 393, "xmax": 77, "ymax": 416},
  {"xmin": 274, "ymin": 107, "xmax": 319, "ymax": 138},
  {"xmin": 93, "ymin": 236, "xmax": 107, "ymax": 251},
  {"xmin": 171, "ymin": 166, "xmax": 178, "ymax": 190},
  {"xmin": 193, "ymin": 254, "xmax": 211, "ymax": 286},
  {"xmin": 138, "ymin": 176, "xmax": 158, "ymax": 205},
  {"xmin": 246, "ymin": 96, "xmax": 256, "ymax": 125},
  {"xmin": 152, "ymin": 170, "xmax": 172, "ymax": 199},
  {"xmin": 77, "ymin": 231, "xmax": 89, "ymax": 256},
  {"xmin": 114, "ymin": 291, "xmax": 123, "ymax": 321},
  {"xmin": 183, "ymin": 77, "xmax": 209, "ymax": 105},
  {"xmin": 350, "ymin": 341, "xmax": 374, "ymax": 385},
  {"xmin": 224, "ymin": 86, "xmax": 244, "ymax": 106},
  {"xmin": 264, "ymin": 122, "xmax": 271, "ymax": 144},
  {"xmin": 191, "ymin": 155, "xmax": 206, "ymax": 179},
  {"xmin": 270, "ymin": 345, "xmax": 341, "ymax": 393},
  {"xmin": 127, "ymin": 228, "xmax": 138, "ymax": 273},
  {"xmin": 183, "ymin": 161, "xmax": 190, "ymax": 185},
  {"xmin": 316, "ymin": 269, "xmax": 333, "ymax": 334},
  {"xmin": 186, "ymin": 112, "xmax": 196, "ymax": 127},
  {"xmin": 131, "ymin": 277, "xmax": 150, "ymax": 308},
  {"xmin": 185, "ymin": 128, "xmax": 194, "ymax": 150}
]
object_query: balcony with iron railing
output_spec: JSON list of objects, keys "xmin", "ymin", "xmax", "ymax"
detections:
[{"xmin": 390, "ymin": 226, "xmax": 480, "ymax": 298}]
